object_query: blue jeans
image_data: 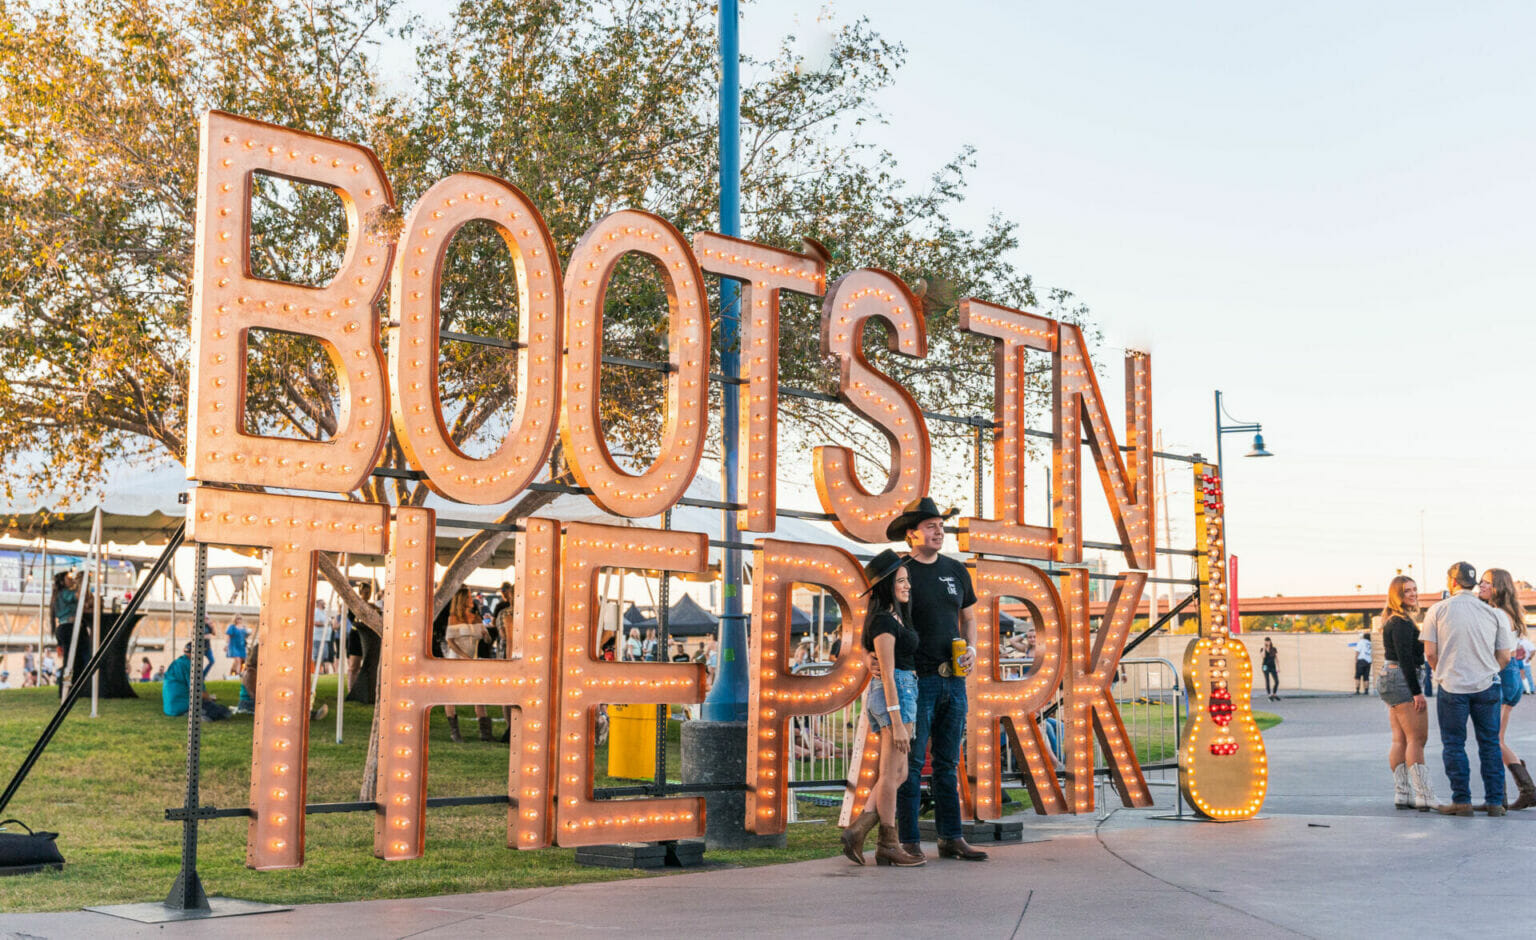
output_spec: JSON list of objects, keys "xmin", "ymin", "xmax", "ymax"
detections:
[
  {"xmin": 1436, "ymin": 682, "xmax": 1504, "ymax": 805},
  {"xmin": 898, "ymin": 673, "xmax": 967, "ymax": 844}
]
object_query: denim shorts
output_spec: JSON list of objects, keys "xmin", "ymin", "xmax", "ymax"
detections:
[
  {"xmin": 1378, "ymin": 663, "xmax": 1412, "ymax": 707},
  {"xmin": 867, "ymin": 669, "xmax": 918, "ymax": 730},
  {"xmin": 1501, "ymin": 661, "xmax": 1523, "ymax": 707}
]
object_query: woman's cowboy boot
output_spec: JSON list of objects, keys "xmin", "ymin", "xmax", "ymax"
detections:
[
  {"xmin": 1393, "ymin": 763, "xmax": 1413, "ymax": 810},
  {"xmin": 479, "ymin": 715, "xmax": 495, "ymax": 742},
  {"xmin": 840, "ymin": 809, "xmax": 878, "ymax": 865},
  {"xmin": 1408, "ymin": 764, "xmax": 1436, "ymax": 812},
  {"xmin": 874, "ymin": 824, "xmax": 924, "ymax": 867},
  {"xmin": 1507, "ymin": 761, "xmax": 1536, "ymax": 810},
  {"xmin": 447, "ymin": 714, "xmax": 463, "ymax": 743}
]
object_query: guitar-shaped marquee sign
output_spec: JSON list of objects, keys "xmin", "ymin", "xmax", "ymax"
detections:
[{"xmin": 1177, "ymin": 462, "xmax": 1268, "ymax": 820}]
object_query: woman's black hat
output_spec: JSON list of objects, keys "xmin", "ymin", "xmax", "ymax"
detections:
[
  {"xmin": 884, "ymin": 496, "xmax": 959, "ymax": 542},
  {"xmin": 860, "ymin": 548, "xmax": 909, "ymax": 597}
]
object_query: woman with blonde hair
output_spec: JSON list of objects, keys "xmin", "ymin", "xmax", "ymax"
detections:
[
  {"xmin": 1378, "ymin": 575, "xmax": 1435, "ymax": 810},
  {"xmin": 1478, "ymin": 568, "xmax": 1536, "ymax": 809},
  {"xmin": 442, "ymin": 586, "xmax": 491, "ymax": 742}
]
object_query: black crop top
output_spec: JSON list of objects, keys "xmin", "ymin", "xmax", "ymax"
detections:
[
  {"xmin": 1381, "ymin": 614, "xmax": 1424, "ymax": 697},
  {"xmin": 863, "ymin": 610, "xmax": 918, "ymax": 672}
]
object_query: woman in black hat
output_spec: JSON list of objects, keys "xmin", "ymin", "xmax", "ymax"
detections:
[{"xmin": 841, "ymin": 549, "xmax": 924, "ymax": 867}]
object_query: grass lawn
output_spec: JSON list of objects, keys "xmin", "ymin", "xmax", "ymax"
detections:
[{"xmin": 0, "ymin": 681, "xmax": 1282, "ymax": 912}]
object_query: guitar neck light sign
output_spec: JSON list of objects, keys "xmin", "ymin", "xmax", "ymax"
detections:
[{"xmin": 186, "ymin": 111, "xmax": 1193, "ymax": 868}]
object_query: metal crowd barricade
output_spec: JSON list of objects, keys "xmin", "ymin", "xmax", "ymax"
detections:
[
  {"xmin": 784, "ymin": 660, "xmax": 859, "ymax": 821},
  {"xmin": 785, "ymin": 655, "xmax": 1184, "ymax": 821}
]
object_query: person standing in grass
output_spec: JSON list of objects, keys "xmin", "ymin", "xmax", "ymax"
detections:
[
  {"xmin": 225, "ymin": 614, "xmax": 249, "ymax": 678},
  {"xmin": 441, "ymin": 586, "xmax": 491, "ymax": 742}
]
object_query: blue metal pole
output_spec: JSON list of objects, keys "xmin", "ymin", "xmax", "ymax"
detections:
[{"xmin": 703, "ymin": 0, "xmax": 747, "ymax": 721}]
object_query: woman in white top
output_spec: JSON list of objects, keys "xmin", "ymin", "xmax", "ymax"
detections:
[
  {"xmin": 1479, "ymin": 568, "xmax": 1536, "ymax": 810},
  {"xmin": 442, "ymin": 587, "xmax": 491, "ymax": 742}
]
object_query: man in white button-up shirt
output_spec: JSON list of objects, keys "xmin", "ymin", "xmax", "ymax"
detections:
[{"xmin": 1422, "ymin": 561, "xmax": 1514, "ymax": 815}]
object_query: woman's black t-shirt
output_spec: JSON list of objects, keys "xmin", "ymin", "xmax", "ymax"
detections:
[
  {"xmin": 863, "ymin": 611, "xmax": 918, "ymax": 672},
  {"xmin": 1262, "ymin": 645, "xmax": 1278, "ymax": 670}
]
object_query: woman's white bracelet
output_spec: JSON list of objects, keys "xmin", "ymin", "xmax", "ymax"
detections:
[{"xmin": 886, "ymin": 705, "xmax": 902, "ymax": 713}]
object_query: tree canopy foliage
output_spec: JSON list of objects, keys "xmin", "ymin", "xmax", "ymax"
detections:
[{"xmin": 0, "ymin": 0, "xmax": 1096, "ymax": 560}]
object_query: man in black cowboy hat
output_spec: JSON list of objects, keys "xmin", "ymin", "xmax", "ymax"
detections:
[{"xmin": 885, "ymin": 495, "xmax": 988, "ymax": 862}]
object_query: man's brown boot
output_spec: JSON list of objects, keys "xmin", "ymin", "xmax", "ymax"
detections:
[
  {"xmin": 1507, "ymin": 761, "xmax": 1536, "ymax": 810},
  {"xmin": 874, "ymin": 824, "xmax": 924, "ymax": 867},
  {"xmin": 447, "ymin": 714, "xmax": 463, "ymax": 743},
  {"xmin": 840, "ymin": 809, "xmax": 878, "ymax": 865},
  {"xmin": 937, "ymin": 837, "xmax": 989, "ymax": 861},
  {"xmin": 1433, "ymin": 802, "xmax": 1473, "ymax": 816},
  {"xmin": 900, "ymin": 842, "xmax": 925, "ymax": 861}
]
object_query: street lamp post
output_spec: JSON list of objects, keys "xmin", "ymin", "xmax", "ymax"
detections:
[
  {"xmin": 1213, "ymin": 390, "xmax": 1273, "ymax": 633},
  {"xmin": 680, "ymin": 0, "xmax": 786, "ymax": 851},
  {"xmin": 1213, "ymin": 389, "xmax": 1272, "ymax": 485},
  {"xmin": 703, "ymin": 0, "xmax": 747, "ymax": 723}
]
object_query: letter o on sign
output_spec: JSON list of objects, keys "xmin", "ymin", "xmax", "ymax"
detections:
[{"xmin": 560, "ymin": 210, "xmax": 710, "ymax": 518}]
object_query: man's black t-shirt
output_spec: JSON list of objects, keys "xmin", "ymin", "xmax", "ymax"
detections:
[
  {"xmin": 905, "ymin": 554, "xmax": 976, "ymax": 675},
  {"xmin": 863, "ymin": 611, "xmax": 919, "ymax": 672}
]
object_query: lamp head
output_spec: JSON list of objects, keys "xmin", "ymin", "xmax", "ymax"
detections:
[{"xmin": 1245, "ymin": 432, "xmax": 1273, "ymax": 458}]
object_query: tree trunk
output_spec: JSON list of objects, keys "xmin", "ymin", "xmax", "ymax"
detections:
[{"xmin": 59, "ymin": 612, "xmax": 142, "ymax": 699}]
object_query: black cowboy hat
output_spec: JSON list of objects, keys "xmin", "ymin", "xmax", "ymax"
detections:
[
  {"xmin": 884, "ymin": 496, "xmax": 959, "ymax": 542},
  {"xmin": 860, "ymin": 549, "xmax": 910, "ymax": 597}
]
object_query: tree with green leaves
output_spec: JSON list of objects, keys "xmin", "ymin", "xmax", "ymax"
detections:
[{"xmin": 0, "ymin": 0, "xmax": 1095, "ymax": 638}]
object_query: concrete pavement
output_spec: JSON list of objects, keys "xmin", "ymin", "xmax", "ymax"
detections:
[{"xmin": 4, "ymin": 693, "xmax": 1529, "ymax": 938}]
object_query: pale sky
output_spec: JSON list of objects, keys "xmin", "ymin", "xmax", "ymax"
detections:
[
  {"xmin": 386, "ymin": 1, "xmax": 1536, "ymax": 597},
  {"xmin": 761, "ymin": 1, "xmax": 1536, "ymax": 596}
]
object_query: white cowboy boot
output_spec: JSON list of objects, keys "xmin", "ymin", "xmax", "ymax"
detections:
[
  {"xmin": 1409, "ymin": 763, "xmax": 1437, "ymax": 812},
  {"xmin": 1392, "ymin": 763, "xmax": 1412, "ymax": 810}
]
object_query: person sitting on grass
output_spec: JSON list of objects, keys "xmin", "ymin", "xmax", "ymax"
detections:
[
  {"xmin": 239, "ymin": 638, "xmax": 328, "ymax": 722},
  {"xmin": 162, "ymin": 642, "xmax": 232, "ymax": 722}
]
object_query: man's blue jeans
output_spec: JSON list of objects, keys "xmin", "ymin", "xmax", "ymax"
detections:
[
  {"xmin": 1436, "ymin": 682, "xmax": 1504, "ymax": 805},
  {"xmin": 898, "ymin": 673, "xmax": 967, "ymax": 844}
]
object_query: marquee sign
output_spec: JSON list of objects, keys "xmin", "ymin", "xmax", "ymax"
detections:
[{"xmin": 185, "ymin": 110, "xmax": 1213, "ymax": 870}]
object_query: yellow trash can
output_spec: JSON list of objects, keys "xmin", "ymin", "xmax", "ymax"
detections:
[{"xmin": 606, "ymin": 704, "xmax": 658, "ymax": 779}]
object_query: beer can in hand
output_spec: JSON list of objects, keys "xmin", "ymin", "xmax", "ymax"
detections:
[{"xmin": 951, "ymin": 637, "xmax": 969, "ymax": 677}]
